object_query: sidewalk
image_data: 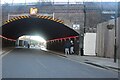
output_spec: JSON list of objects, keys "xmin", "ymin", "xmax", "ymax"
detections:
[
  {"xmin": 67, "ymin": 55, "xmax": 119, "ymax": 71},
  {"xmin": 45, "ymin": 50, "xmax": 119, "ymax": 71}
]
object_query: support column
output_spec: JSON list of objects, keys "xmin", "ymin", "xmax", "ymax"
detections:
[
  {"xmin": 22, "ymin": 40, "xmax": 24, "ymax": 47},
  {"xmin": 17, "ymin": 39, "xmax": 19, "ymax": 47},
  {"xmin": 79, "ymin": 29, "xmax": 84, "ymax": 56},
  {"xmin": 0, "ymin": 2, "xmax": 2, "ymax": 79}
]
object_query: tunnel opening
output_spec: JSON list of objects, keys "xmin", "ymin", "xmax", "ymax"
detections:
[
  {"xmin": 16, "ymin": 35, "xmax": 47, "ymax": 49},
  {"xmin": 1, "ymin": 15, "xmax": 79, "ymax": 54}
]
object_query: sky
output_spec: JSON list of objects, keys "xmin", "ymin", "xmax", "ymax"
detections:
[{"xmin": 1, "ymin": 0, "xmax": 119, "ymax": 4}]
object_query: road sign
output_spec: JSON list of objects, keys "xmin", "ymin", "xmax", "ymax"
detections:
[{"xmin": 30, "ymin": 7, "xmax": 38, "ymax": 15}]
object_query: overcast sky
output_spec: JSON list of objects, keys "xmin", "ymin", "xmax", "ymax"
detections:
[{"xmin": 1, "ymin": 0, "xmax": 119, "ymax": 4}]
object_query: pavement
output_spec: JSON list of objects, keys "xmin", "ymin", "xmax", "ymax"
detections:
[
  {"xmin": 44, "ymin": 49, "xmax": 120, "ymax": 72},
  {"xmin": 67, "ymin": 55, "xmax": 120, "ymax": 72}
]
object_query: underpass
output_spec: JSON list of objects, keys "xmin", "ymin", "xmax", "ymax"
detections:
[
  {"xmin": 1, "ymin": 15, "xmax": 79, "ymax": 54},
  {"xmin": 0, "ymin": 1, "xmax": 119, "ymax": 79}
]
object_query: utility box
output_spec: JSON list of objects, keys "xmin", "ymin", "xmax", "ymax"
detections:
[{"xmin": 84, "ymin": 33, "xmax": 96, "ymax": 56}]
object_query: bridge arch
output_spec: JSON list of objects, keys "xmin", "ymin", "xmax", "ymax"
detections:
[
  {"xmin": 1, "ymin": 15, "xmax": 79, "ymax": 54},
  {"xmin": 2, "ymin": 15, "xmax": 78, "ymax": 40}
]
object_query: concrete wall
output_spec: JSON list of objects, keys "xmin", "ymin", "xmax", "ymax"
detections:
[
  {"xmin": 2, "ymin": 38, "xmax": 16, "ymax": 48},
  {"xmin": 0, "ymin": 1, "xmax": 2, "ymax": 53},
  {"xmin": 96, "ymin": 18, "xmax": 119, "ymax": 58}
]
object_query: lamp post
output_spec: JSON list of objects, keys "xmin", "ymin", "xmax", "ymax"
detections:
[
  {"xmin": 108, "ymin": 2, "xmax": 118, "ymax": 63},
  {"xmin": 79, "ymin": 2, "xmax": 86, "ymax": 56},
  {"xmin": 114, "ymin": 2, "xmax": 118, "ymax": 63},
  {"xmin": 105, "ymin": 15, "xmax": 117, "ymax": 63},
  {"xmin": 101, "ymin": 2, "xmax": 118, "ymax": 63}
]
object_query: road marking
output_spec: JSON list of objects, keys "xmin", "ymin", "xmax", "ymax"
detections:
[
  {"xmin": 36, "ymin": 58, "xmax": 48, "ymax": 70},
  {"xmin": 1, "ymin": 49, "xmax": 14, "ymax": 57}
]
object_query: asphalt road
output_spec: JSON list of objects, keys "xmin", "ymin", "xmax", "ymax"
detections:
[{"xmin": 2, "ymin": 48, "xmax": 118, "ymax": 78}]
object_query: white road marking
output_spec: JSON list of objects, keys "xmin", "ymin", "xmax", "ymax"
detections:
[
  {"xmin": 36, "ymin": 58, "xmax": 48, "ymax": 69},
  {"xmin": 1, "ymin": 49, "xmax": 14, "ymax": 57}
]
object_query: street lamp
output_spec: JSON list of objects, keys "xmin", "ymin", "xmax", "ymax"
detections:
[
  {"xmin": 79, "ymin": 2, "xmax": 86, "ymax": 56},
  {"xmin": 101, "ymin": 2, "xmax": 118, "ymax": 63},
  {"xmin": 107, "ymin": 24, "xmax": 114, "ymax": 30},
  {"xmin": 106, "ymin": 16, "xmax": 117, "ymax": 63},
  {"xmin": 114, "ymin": 2, "xmax": 118, "ymax": 63}
]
